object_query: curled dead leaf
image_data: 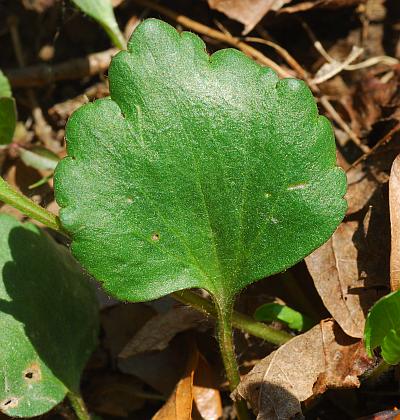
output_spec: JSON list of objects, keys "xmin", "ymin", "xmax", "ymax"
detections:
[{"xmin": 233, "ymin": 320, "xmax": 373, "ymax": 420}]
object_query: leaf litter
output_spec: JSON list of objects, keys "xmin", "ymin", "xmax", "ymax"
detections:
[
  {"xmin": 233, "ymin": 320, "xmax": 374, "ymax": 419},
  {"xmin": 1, "ymin": 0, "xmax": 400, "ymax": 418}
]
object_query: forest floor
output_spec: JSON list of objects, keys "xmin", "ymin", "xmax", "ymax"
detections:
[{"xmin": 1, "ymin": 0, "xmax": 400, "ymax": 419}]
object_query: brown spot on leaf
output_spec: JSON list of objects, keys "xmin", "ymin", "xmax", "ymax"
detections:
[
  {"xmin": 23, "ymin": 363, "xmax": 42, "ymax": 382},
  {"xmin": 0, "ymin": 397, "xmax": 19, "ymax": 411},
  {"xmin": 151, "ymin": 233, "xmax": 160, "ymax": 241}
]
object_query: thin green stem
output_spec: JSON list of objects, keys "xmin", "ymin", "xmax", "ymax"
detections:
[
  {"xmin": 103, "ymin": 24, "xmax": 126, "ymax": 50},
  {"xmin": 172, "ymin": 290, "xmax": 292, "ymax": 345},
  {"xmin": 214, "ymin": 297, "xmax": 250, "ymax": 420},
  {"xmin": 0, "ymin": 176, "xmax": 63, "ymax": 232},
  {"xmin": 67, "ymin": 392, "xmax": 90, "ymax": 420}
]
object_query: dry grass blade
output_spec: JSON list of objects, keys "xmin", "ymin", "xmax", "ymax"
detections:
[
  {"xmin": 350, "ymin": 123, "xmax": 400, "ymax": 169},
  {"xmin": 5, "ymin": 49, "xmax": 117, "ymax": 88}
]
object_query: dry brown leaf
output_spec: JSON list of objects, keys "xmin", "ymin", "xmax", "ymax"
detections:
[
  {"xmin": 345, "ymin": 167, "xmax": 380, "ymax": 215},
  {"xmin": 119, "ymin": 334, "xmax": 189, "ymax": 396},
  {"xmin": 207, "ymin": 0, "xmax": 292, "ymax": 34},
  {"xmin": 119, "ymin": 306, "xmax": 206, "ymax": 358},
  {"xmin": 233, "ymin": 320, "xmax": 373, "ymax": 420},
  {"xmin": 355, "ymin": 71, "xmax": 399, "ymax": 132},
  {"xmin": 306, "ymin": 223, "xmax": 366, "ymax": 338},
  {"xmin": 305, "ymin": 211, "xmax": 387, "ymax": 338},
  {"xmin": 152, "ymin": 338, "xmax": 198, "ymax": 420},
  {"xmin": 193, "ymin": 355, "xmax": 223, "ymax": 420},
  {"xmin": 306, "ymin": 172, "xmax": 391, "ymax": 338},
  {"xmin": 389, "ymin": 155, "xmax": 400, "ymax": 291}
]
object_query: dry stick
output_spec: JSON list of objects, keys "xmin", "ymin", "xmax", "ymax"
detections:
[
  {"xmin": 5, "ymin": 48, "xmax": 117, "ymax": 88},
  {"xmin": 133, "ymin": 0, "xmax": 292, "ymax": 78},
  {"xmin": 8, "ymin": 16, "xmax": 56, "ymax": 149},
  {"xmin": 319, "ymin": 96, "xmax": 371, "ymax": 155},
  {"xmin": 244, "ymin": 36, "xmax": 309, "ymax": 80},
  {"xmin": 348, "ymin": 122, "xmax": 400, "ymax": 170}
]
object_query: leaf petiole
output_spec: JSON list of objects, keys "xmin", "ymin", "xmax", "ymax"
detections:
[
  {"xmin": 214, "ymin": 297, "xmax": 250, "ymax": 419},
  {"xmin": 67, "ymin": 392, "xmax": 91, "ymax": 420},
  {"xmin": 172, "ymin": 290, "xmax": 292, "ymax": 345},
  {"xmin": 0, "ymin": 176, "xmax": 62, "ymax": 232}
]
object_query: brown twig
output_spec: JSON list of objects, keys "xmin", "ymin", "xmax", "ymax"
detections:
[
  {"xmin": 5, "ymin": 48, "xmax": 117, "ymax": 88},
  {"xmin": 348, "ymin": 122, "xmax": 400, "ymax": 170},
  {"xmin": 244, "ymin": 36, "xmax": 309, "ymax": 80},
  {"xmin": 319, "ymin": 96, "xmax": 371, "ymax": 154},
  {"xmin": 8, "ymin": 16, "xmax": 58, "ymax": 150}
]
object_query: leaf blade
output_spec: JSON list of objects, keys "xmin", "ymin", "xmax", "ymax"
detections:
[
  {"xmin": 0, "ymin": 215, "xmax": 99, "ymax": 417},
  {"xmin": 54, "ymin": 18, "xmax": 346, "ymax": 304},
  {"xmin": 71, "ymin": 0, "xmax": 126, "ymax": 49}
]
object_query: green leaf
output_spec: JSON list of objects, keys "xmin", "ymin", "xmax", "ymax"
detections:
[
  {"xmin": 19, "ymin": 147, "xmax": 59, "ymax": 171},
  {"xmin": 54, "ymin": 19, "xmax": 346, "ymax": 306},
  {"xmin": 0, "ymin": 70, "xmax": 12, "ymax": 98},
  {"xmin": 0, "ymin": 71, "xmax": 17, "ymax": 145},
  {"xmin": 0, "ymin": 214, "xmax": 99, "ymax": 417},
  {"xmin": 71, "ymin": 0, "xmax": 126, "ymax": 49},
  {"xmin": 0, "ymin": 97, "xmax": 17, "ymax": 145},
  {"xmin": 254, "ymin": 303, "xmax": 314, "ymax": 332},
  {"xmin": 365, "ymin": 289, "xmax": 400, "ymax": 364},
  {"xmin": 381, "ymin": 329, "xmax": 400, "ymax": 365}
]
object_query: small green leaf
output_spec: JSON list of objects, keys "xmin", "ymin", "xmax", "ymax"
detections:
[
  {"xmin": 0, "ymin": 214, "xmax": 99, "ymax": 417},
  {"xmin": 54, "ymin": 19, "xmax": 346, "ymax": 307},
  {"xmin": 71, "ymin": 0, "xmax": 126, "ymax": 49},
  {"xmin": 0, "ymin": 97, "xmax": 17, "ymax": 145},
  {"xmin": 254, "ymin": 303, "xmax": 314, "ymax": 332},
  {"xmin": 20, "ymin": 147, "xmax": 59, "ymax": 171},
  {"xmin": 0, "ymin": 71, "xmax": 12, "ymax": 98},
  {"xmin": 365, "ymin": 289, "xmax": 400, "ymax": 364}
]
